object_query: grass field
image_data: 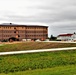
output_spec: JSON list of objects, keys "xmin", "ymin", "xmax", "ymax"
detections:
[
  {"xmin": 0, "ymin": 50, "xmax": 76, "ymax": 74},
  {"xmin": 0, "ymin": 42, "xmax": 76, "ymax": 52},
  {"xmin": 0, "ymin": 42, "xmax": 76, "ymax": 75},
  {"xmin": 0, "ymin": 65, "xmax": 76, "ymax": 75}
]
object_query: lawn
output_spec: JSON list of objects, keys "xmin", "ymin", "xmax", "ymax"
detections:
[
  {"xmin": 0, "ymin": 42, "xmax": 76, "ymax": 52},
  {"xmin": 0, "ymin": 50, "xmax": 76, "ymax": 74}
]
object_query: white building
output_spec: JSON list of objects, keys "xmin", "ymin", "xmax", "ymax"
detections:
[{"xmin": 57, "ymin": 33, "xmax": 76, "ymax": 41}]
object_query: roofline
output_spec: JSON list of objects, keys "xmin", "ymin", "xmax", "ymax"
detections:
[
  {"xmin": 57, "ymin": 34, "xmax": 73, "ymax": 37},
  {"xmin": 0, "ymin": 24, "xmax": 48, "ymax": 27}
]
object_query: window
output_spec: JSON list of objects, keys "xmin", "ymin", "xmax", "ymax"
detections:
[
  {"xmin": 22, "ymin": 27, "xmax": 24, "ymax": 29},
  {"xmin": 14, "ymin": 27, "xmax": 16, "ymax": 29},
  {"xmin": 14, "ymin": 31, "xmax": 16, "ymax": 33}
]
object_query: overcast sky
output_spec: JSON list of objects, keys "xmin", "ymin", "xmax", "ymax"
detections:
[{"xmin": 0, "ymin": 0, "xmax": 76, "ymax": 37}]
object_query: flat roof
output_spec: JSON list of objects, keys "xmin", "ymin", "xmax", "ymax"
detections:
[{"xmin": 0, "ymin": 23, "xmax": 48, "ymax": 27}]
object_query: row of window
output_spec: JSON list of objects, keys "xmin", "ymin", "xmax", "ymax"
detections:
[
  {"xmin": 26, "ymin": 35, "xmax": 47, "ymax": 37},
  {"xmin": 26, "ymin": 31, "xmax": 47, "ymax": 33},
  {"xmin": 0, "ymin": 31, "xmax": 47, "ymax": 33},
  {"xmin": 2, "ymin": 31, "xmax": 13, "ymax": 33},
  {"xmin": 0, "ymin": 27, "xmax": 47, "ymax": 29},
  {"xmin": 0, "ymin": 35, "xmax": 47, "ymax": 37},
  {"xmin": 0, "ymin": 27, "xmax": 11, "ymax": 29},
  {"xmin": 0, "ymin": 35, "xmax": 12, "ymax": 37},
  {"xmin": 0, "ymin": 31, "xmax": 25, "ymax": 33},
  {"xmin": 26, "ymin": 27, "xmax": 47, "ymax": 29}
]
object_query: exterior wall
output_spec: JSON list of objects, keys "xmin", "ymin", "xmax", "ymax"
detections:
[
  {"xmin": 0, "ymin": 25, "xmax": 48, "ymax": 41},
  {"xmin": 57, "ymin": 34, "xmax": 76, "ymax": 41},
  {"xmin": 25, "ymin": 26, "xmax": 48, "ymax": 40},
  {"xmin": 57, "ymin": 36, "xmax": 71, "ymax": 41},
  {"xmin": 0, "ymin": 26, "xmax": 15, "ymax": 41}
]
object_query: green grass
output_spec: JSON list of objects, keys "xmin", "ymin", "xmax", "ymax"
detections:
[
  {"xmin": 0, "ymin": 42, "xmax": 76, "ymax": 52},
  {"xmin": 0, "ymin": 50, "xmax": 76, "ymax": 74},
  {"xmin": 0, "ymin": 65, "xmax": 76, "ymax": 75}
]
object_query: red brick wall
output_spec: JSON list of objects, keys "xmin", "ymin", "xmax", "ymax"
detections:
[{"xmin": 0, "ymin": 25, "xmax": 48, "ymax": 41}]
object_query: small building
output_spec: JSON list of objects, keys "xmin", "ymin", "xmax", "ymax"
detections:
[{"xmin": 57, "ymin": 33, "xmax": 76, "ymax": 41}]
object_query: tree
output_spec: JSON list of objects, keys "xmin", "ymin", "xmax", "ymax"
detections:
[{"xmin": 49, "ymin": 35, "xmax": 57, "ymax": 41}]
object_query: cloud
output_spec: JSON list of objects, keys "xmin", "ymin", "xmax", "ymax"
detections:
[{"xmin": 0, "ymin": 0, "xmax": 76, "ymax": 36}]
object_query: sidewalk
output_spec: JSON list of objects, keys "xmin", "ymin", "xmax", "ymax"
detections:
[{"xmin": 0, "ymin": 47, "xmax": 76, "ymax": 55}]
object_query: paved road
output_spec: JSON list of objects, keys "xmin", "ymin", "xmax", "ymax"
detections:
[
  {"xmin": 43, "ymin": 41, "xmax": 76, "ymax": 43},
  {"xmin": 0, "ymin": 47, "xmax": 76, "ymax": 55}
]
